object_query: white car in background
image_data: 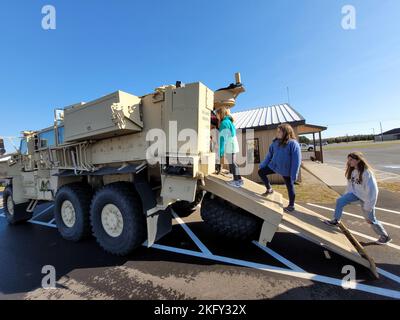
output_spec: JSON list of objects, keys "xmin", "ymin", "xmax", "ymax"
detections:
[{"xmin": 300, "ymin": 143, "xmax": 314, "ymax": 151}]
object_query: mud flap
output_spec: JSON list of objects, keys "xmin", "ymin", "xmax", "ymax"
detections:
[
  {"xmin": 133, "ymin": 169, "xmax": 172, "ymax": 247},
  {"xmin": 145, "ymin": 208, "xmax": 172, "ymax": 247}
]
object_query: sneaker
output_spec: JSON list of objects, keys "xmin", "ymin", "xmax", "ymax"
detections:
[
  {"xmin": 227, "ymin": 180, "xmax": 242, "ymax": 188},
  {"xmin": 284, "ymin": 206, "xmax": 295, "ymax": 213},
  {"xmin": 237, "ymin": 179, "xmax": 244, "ymax": 187},
  {"xmin": 324, "ymin": 219, "xmax": 339, "ymax": 226},
  {"xmin": 376, "ymin": 235, "xmax": 392, "ymax": 245},
  {"xmin": 262, "ymin": 189, "xmax": 274, "ymax": 196}
]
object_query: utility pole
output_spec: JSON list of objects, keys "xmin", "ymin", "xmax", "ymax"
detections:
[
  {"xmin": 380, "ymin": 122, "xmax": 384, "ymax": 142},
  {"xmin": 372, "ymin": 128, "xmax": 375, "ymax": 142}
]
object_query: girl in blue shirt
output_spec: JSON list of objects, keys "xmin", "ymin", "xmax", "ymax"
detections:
[{"xmin": 258, "ymin": 124, "xmax": 301, "ymax": 212}]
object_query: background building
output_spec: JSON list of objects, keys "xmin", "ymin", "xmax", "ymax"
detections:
[{"xmin": 375, "ymin": 128, "xmax": 400, "ymax": 142}]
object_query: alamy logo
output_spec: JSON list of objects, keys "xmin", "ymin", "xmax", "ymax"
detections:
[
  {"xmin": 42, "ymin": 5, "xmax": 56, "ymax": 30},
  {"xmin": 341, "ymin": 265, "xmax": 356, "ymax": 289},
  {"xmin": 341, "ymin": 5, "xmax": 356, "ymax": 30},
  {"xmin": 41, "ymin": 265, "xmax": 56, "ymax": 289}
]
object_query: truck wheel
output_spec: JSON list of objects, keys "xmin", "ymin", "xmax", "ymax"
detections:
[
  {"xmin": 54, "ymin": 183, "xmax": 93, "ymax": 242},
  {"xmin": 2, "ymin": 187, "xmax": 32, "ymax": 224},
  {"xmin": 200, "ymin": 192, "xmax": 263, "ymax": 241},
  {"xmin": 171, "ymin": 191, "xmax": 204, "ymax": 218},
  {"xmin": 90, "ymin": 182, "xmax": 146, "ymax": 256}
]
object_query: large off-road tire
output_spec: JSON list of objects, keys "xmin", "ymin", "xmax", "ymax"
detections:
[
  {"xmin": 54, "ymin": 183, "xmax": 93, "ymax": 242},
  {"xmin": 171, "ymin": 191, "xmax": 204, "ymax": 218},
  {"xmin": 200, "ymin": 192, "xmax": 263, "ymax": 241},
  {"xmin": 90, "ymin": 182, "xmax": 146, "ymax": 256},
  {"xmin": 2, "ymin": 186, "xmax": 32, "ymax": 225}
]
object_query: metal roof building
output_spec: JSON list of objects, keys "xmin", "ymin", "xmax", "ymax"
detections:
[
  {"xmin": 233, "ymin": 104, "xmax": 305, "ymax": 130},
  {"xmin": 232, "ymin": 103, "xmax": 327, "ymax": 139},
  {"xmin": 230, "ymin": 103, "xmax": 327, "ymax": 183}
]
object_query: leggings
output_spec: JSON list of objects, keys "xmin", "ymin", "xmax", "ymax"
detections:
[
  {"xmin": 258, "ymin": 166, "xmax": 295, "ymax": 207},
  {"xmin": 226, "ymin": 153, "xmax": 241, "ymax": 181}
]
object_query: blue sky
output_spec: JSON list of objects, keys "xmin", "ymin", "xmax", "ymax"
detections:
[{"xmin": 0, "ymin": 0, "xmax": 399, "ymax": 151}]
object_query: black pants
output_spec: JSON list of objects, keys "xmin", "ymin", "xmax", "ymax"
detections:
[
  {"xmin": 258, "ymin": 166, "xmax": 295, "ymax": 207},
  {"xmin": 226, "ymin": 153, "xmax": 241, "ymax": 181}
]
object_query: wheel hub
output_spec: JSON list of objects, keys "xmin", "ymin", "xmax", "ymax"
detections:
[
  {"xmin": 101, "ymin": 204, "xmax": 124, "ymax": 238},
  {"xmin": 61, "ymin": 200, "xmax": 76, "ymax": 228}
]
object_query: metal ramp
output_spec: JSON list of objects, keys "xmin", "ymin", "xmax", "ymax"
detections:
[{"xmin": 202, "ymin": 173, "xmax": 378, "ymax": 277}]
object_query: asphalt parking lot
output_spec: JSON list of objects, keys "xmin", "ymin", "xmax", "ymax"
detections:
[
  {"xmin": 0, "ymin": 187, "xmax": 399, "ymax": 300},
  {"xmin": 323, "ymin": 142, "xmax": 400, "ymax": 180}
]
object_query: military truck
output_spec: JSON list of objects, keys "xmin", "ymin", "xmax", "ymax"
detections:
[
  {"xmin": 0, "ymin": 74, "xmax": 378, "ymax": 277},
  {"xmin": 0, "ymin": 74, "xmax": 271, "ymax": 253}
]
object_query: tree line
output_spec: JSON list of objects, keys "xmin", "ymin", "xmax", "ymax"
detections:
[{"xmin": 299, "ymin": 134, "xmax": 375, "ymax": 145}]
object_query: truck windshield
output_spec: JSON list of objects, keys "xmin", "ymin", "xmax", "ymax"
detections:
[
  {"xmin": 20, "ymin": 138, "xmax": 28, "ymax": 155},
  {"xmin": 39, "ymin": 129, "xmax": 56, "ymax": 148},
  {"xmin": 58, "ymin": 126, "xmax": 65, "ymax": 144}
]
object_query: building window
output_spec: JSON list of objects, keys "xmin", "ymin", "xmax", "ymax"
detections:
[{"xmin": 247, "ymin": 138, "xmax": 260, "ymax": 164}]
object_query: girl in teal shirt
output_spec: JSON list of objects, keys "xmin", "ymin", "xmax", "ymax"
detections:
[{"xmin": 216, "ymin": 107, "xmax": 243, "ymax": 188}]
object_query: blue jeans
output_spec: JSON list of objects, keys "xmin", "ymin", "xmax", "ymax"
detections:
[
  {"xmin": 258, "ymin": 166, "xmax": 295, "ymax": 207},
  {"xmin": 334, "ymin": 192, "xmax": 388, "ymax": 237}
]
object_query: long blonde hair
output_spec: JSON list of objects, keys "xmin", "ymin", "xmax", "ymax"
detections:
[
  {"xmin": 277, "ymin": 123, "xmax": 296, "ymax": 145},
  {"xmin": 346, "ymin": 152, "xmax": 373, "ymax": 183},
  {"xmin": 216, "ymin": 107, "xmax": 234, "ymax": 122}
]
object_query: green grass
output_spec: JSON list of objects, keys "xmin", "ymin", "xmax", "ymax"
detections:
[
  {"xmin": 378, "ymin": 181, "xmax": 400, "ymax": 194},
  {"xmin": 272, "ymin": 182, "xmax": 340, "ymax": 204},
  {"xmin": 325, "ymin": 140, "xmax": 400, "ymax": 151}
]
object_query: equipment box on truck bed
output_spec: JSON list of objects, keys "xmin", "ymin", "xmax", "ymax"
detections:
[{"xmin": 64, "ymin": 90, "xmax": 143, "ymax": 142}]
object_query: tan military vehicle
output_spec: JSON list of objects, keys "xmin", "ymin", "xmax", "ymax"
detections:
[
  {"xmin": 0, "ymin": 74, "xmax": 378, "ymax": 277},
  {"xmin": 0, "ymin": 74, "xmax": 271, "ymax": 253}
]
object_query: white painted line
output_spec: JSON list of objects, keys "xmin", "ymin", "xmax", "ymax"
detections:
[
  {"xmin": 377, "ymin": 268, "xmax": 400, "ymax": 285},
  {"xmin": 3, "ymin": 203, "xmax": 400, "ymax": 297},
  {"xmin": 307, "ymin": 203, "xmax": 400, "ymax": 230},
  {"xmin": 347, "ymin": 229, "xmax": 400, "ymax": 251},
  {"xmin": 281, "ymin": 220, "xmax": 400, "ymax": 284},
  {"xmin": 151, "ymin": 217, "xmax": 400, "ymax": 298},
  {"xmin": 29, "ymin": 220, "xmax": 57, "ymax": 229},
  {"xmin": 252, "ymin": 240, "xmax": 305, "ymax": 272},
  {"xmin": 375, "ymin": 207, "xmax": 400, "ymax": 216},
  {"xmin": 171, "ymin": 210, "xmax": 212, "ymax": 256},
  {"xmin": 29, "ymin": 205, "xmax": 54, "ymax": 221},
  {"xmin": 0, "ymin": 206, "xmax": 56, "ymax": 228},
  {"xmin": 148, "ymin": 243, "xmax": 400, "ymax": 299}
]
